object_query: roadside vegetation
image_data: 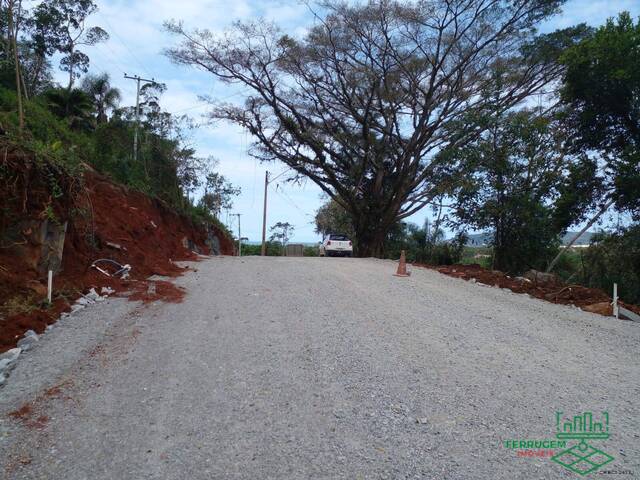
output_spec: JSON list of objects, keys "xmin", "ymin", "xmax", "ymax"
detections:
[{"xmin": 0, "ymin": 0, "xmax": 239, "ymax": 236}]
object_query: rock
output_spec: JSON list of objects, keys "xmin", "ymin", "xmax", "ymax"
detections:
[
  {"xmin": 469, "ymin": 278, "xmax": 476, "ymax": 283},
  {"xmin": 85, "ymin": 288, "xmax": 101, "ymax": 300},
  {"xmin": 46, "ymin": 324, "xmax": 55, "ymax": 332},
  {"xmin": 0, "ymin": 358, "xmax": 16, "ymax": 373},
  {"xmin": 581, "ymin": 302, "xmax": 613, "ymax": 317},
  {"xmin": 24, "ymin": 329, "xmax": 38, "ymax": 338},
  {"xmin": 94, "ymin": 296, "xmax": 105, "ymax": 302},
  {"xmin": 76, "ymin": 296, "xmax": 93, "ymax": 306},
  {"xmin": 0, "ymin": 349, "xmax": 20, "ymax": 374},
  {"xmin": 17, "ymin": 334, "xmax": 38, "ymax": 351},
  {"xmin": 523, "ymin": 269, "xmax": 558, "ymax": 285},
  {"xmin": 0, "ymin": 373, "xmax": 5, "ymax": 386},
  {"xmin": 71, "ymin": 304, "xmax": 85, "ymax": 314},
  {"xmin": 0, "ymin": 348, "xmax": 21, "ymax": 363},
  {"xmin": 101, "ymin": 286, "xmax": 115, "ymax": 295}
]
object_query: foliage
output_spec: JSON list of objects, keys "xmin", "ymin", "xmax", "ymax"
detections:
[
  {"xmin": 314, "ymin": 197, "xmax": 353, "ymax": 240},
  {"xmin": 447, "ymin": 103, "xmax": 599, "ymax": 274},
  {"xmin": 166, "ymin": 0, "xmax": 577, "ymax": 256},
  {"xmin": 240, "ymin": 241, "xmax": 284, "ymax": 257},
  {"xmin": 198, "ymin": 171, "xmax": 241, "ymax": 219},
  {"xmin": 81, "ymin": 73, "xmax": 120, "ymax": 124},
  {"xmin": 33, "ymin": 0, "xmax": 108, "ymax": 88},
  {"xmin": 269, "ymin": 221, "xmax": 294, "ymax": 254},
  {"xmin": 561, "ymin": 12, "xmax": 640, "ymax": 218},
  {"xmin": 303, "ymin": 245, "xmax": 318, "ymax": 257},
  {"xmin": 578, "ymin": 227, "xmax": 640, "ymax": 304},
  {"xmin": 384, "ymin": 221, "xmax": 467, "ymax": 265},
  {"xmin": 45, "ymin": 87, "xmax": 94, "ymax": 130}
]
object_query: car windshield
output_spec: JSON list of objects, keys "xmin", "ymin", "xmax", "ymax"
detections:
[{"xmin": 329, "ymin": 234, "xmax": 349, "ymax": 241}]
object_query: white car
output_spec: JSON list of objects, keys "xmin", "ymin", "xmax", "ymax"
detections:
[{"xmin": 319, "ymin": 234, "xmax": 353, "ymax": 257}]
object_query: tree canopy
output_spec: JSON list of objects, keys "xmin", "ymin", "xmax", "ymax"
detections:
[
  {"xmin": 166, "ymin": 0, "xmax": 582, "ymax": 255},
  {"xmin": 561, "ymin": 11, "xmax": 640, "ymax": 218}
]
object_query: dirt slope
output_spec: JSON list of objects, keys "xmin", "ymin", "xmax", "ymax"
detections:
[{"xmin": 1, "ymin": 152, "xmax": 233, "ymax": 352}]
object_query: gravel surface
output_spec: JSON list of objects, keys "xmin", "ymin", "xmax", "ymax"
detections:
[{"xmin": 1, "ymin": 257, "xmax": 638, "ymax": 479}]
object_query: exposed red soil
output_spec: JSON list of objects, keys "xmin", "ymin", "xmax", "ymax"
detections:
[
  {"xmin": 127, "ymin": 280, "xmax": 186, "ymax": 304},
  {"xmin": 414, "ymin": 263, "xmax": 640, "ymax": 317},
  {"xmin": 8, "ymin": 404, "xmax": 32, "ymax": 420},
  {"xmin": 6, "ymin": 379, "xmax": 74, "ymax": 430},
  {"xmin": 1, "ymin": 154, "xmax": 234, "ymax": 353}
]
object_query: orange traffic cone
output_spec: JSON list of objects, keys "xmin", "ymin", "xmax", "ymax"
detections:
[{"xmin": 394, "ymin": 250, "xmax": 410, "ymax": 277}]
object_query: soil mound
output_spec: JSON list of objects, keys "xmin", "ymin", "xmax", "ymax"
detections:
[{"xmin": 414, "ymin": 263, "xmax": 640, "ymax": 318}]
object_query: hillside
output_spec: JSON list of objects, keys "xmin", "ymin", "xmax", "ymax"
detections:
[{"xmin": 0, "ymin": 148, "xmax": 234, "ymax": 352}]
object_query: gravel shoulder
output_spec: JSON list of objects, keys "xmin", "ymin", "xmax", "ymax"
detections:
[{"xmin": 1, "ymin": 257, "xmax": 638, "ymax": 479}]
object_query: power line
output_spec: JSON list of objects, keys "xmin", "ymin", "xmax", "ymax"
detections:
[
  {"xmin": 98, "ymin": 12, "xmax": 154, "ymax": 78},
  {"xmin": 124, "ymin": 74, "xmax": 160, "ymax": 162},
  {"xmin": 274, "ymin": 183, "xmax": 309, "ymax": 217}
]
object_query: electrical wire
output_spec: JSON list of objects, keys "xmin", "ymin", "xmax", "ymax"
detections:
[{"xmin": 98, "ymin": 12, "xmax": 155, "ymax": 79}]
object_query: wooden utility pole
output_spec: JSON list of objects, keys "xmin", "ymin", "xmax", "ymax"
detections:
[
  {"xmin": 260, "ymin": 168, "xmax": 291, "ymax": 256},
  {"xmin": 261, "ymin": 171, "xmax": 269, "ymax": 256},
  {"xmin": 124, "ymin": 74, "xmax": 157, "ymax": 163}
]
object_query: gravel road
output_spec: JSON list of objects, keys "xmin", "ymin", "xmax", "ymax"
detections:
[{"xmin": 1, "ymin": 257, "xmax": 639, "ymax": 479}]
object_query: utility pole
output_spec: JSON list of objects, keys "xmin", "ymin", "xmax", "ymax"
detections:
[
  {"xmin": 260, "ymin": 168, "xmax": 291, "ymax": 256},
  {"xmin": 261, "ymin": 171, "xmax": 269, "ymax": 256},
  {"xmin": 232, "ymin": 213, "xmax": 242, "ymax": 256},
  {"xmin": 124, "ymin": 73, "xmax": 157, "ymax": 162}
]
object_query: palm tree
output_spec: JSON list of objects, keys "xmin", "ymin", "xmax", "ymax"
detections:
[
  {"xmin": 81, "ymin": 73, "xmax": 121, "ymax": 124},
  {"xmin": 45, "ymin": 87, "xmax": 94, "ymax": 131}
]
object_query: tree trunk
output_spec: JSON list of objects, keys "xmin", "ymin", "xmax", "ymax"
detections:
[
  {"xmin": 546, "ymin": 198, "xmax": 615, "ymax": 273},
  {"xmin": 353, "ymin": 215, "xmax": 389, "ymax": 258},
  {"xmin": 7, "ymin": 0, "xmax": 24, "ymax": 133}
]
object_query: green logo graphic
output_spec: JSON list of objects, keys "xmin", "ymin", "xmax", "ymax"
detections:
[{"xmin": 551, "ymin": 411, "xmax": 614, "ymax": 475}]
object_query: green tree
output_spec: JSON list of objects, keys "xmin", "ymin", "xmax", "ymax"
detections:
[
  {"xmin": 561, "ymin": 11, "xmax": 639, "ymax": 216},
  {"xmin": 81, "ymin": 73, "xmax": 120, "ymax": 124},
  {"xmin": 35, "ymin": 0, "xmax": 108, "ymax": 91},
  {"xmin": 580, "ymin": 226, "xmax": 640, "ymax": 304},
  {"xmin": 314, "ymin": 198, "xmax": 353, "ymax": 240},
  {"xmin": 199, "ymin": 171, "xmax": 241, "ymax": 219},
  {"xmin": 45, "ymin": 86, "xmax": 94, "ymax": 130},
  {"xmin": 448, "ymin": 107, "xmax": 598, "ymax": 274},
  {"xmin": 166, "ymin": 1, "xmax": 578, "ymax": 257},
  {"xmin": 547, "ymin": 12, "xmax": 639, "ymax": 272},
  {"xmin": 269, "ymin": 221, "xmax": 294, "ymax": 255}
]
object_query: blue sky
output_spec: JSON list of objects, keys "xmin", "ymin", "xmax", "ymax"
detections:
[{"xmin": 52, "ymin": 0, "xmax": 640, "ymax": 242}]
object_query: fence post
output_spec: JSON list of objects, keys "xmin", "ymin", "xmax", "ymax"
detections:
[{"xmin": 47, "ymin": 270, "xmax": 53, "ymax": 304}]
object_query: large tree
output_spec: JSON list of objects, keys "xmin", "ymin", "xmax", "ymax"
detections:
[
  {"xmin": 166, "ymin": 0, "xmax": 581, "ymax": 256},
  {"xmin": 561, "ymin": 11, "xmax": 639, "ymax": 217},
  {"xmin": 34, "ymin": 0, "xmax": 108, "ymax": 92},
  {"xmin": 449, "ymin": 106, "xmax": 599, "ymax": 274},
  {"xmin": 545, "ymin": 12, "xmax": 639, "ymax": 273}
]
